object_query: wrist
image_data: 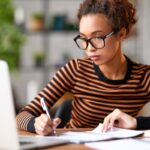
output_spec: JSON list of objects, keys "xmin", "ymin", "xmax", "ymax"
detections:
[{"xmin": 27, "ymin": 117, "xmax": 36, "ymax": 132}]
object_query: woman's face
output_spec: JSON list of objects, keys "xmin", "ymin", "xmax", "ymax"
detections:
[{"xmin": 79, "ymin": 14, "xmax": 122, "ymax": 66}]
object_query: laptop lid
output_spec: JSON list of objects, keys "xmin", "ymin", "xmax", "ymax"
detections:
[
  {"xmin": 0, "ymin": 60, "xmax": 20, "ymax": 150},
  {"xmin": 0, "ymin": 60, "xmax": 69, "ymax": 150}
]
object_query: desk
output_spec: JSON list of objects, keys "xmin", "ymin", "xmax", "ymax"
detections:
[{"xmin": 18, "ymin": 128, "xmax": 150, "ymax": 150}]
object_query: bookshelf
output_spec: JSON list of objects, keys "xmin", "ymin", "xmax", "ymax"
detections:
[{"xmin": 12, "ymin": 0, "xmax": 84, "ymax": 106}]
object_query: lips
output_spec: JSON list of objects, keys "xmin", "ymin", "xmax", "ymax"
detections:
[{"xmin": 89, "ymin": 55, "xmax": 100, "ymax": 61}]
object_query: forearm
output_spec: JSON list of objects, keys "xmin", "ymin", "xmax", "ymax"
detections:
[{"xmin": 136, "ymin": 116, "xmax": 150, "ymax": 130}]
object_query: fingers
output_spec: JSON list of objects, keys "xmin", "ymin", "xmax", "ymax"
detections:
[
  {"xmin": 51, "ymin": 117, "xmax": 61, "ymax": 134},
  {"xmin": 102, "ymin": 109, "xmax": 121, "ymax": 132},
  {"xmin": 52, "ymin": 117, "xmax": 61, "ymax": 129},
  {"xmin": 102, "ymin": 109, "xmax": 137, "ymax": 132},
  {"xmin": 34, "ymin": 115, "xmax": 62, "ymax": 136},
  {"xmin": 102, "ymin": 113, "xmax": 113, "ymax": 132},
  {"xmin": 34, "ymin": 114, "xmax": 53, "ymax": 136}
]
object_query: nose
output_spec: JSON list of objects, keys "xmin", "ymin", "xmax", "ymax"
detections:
[{"xmin": 86, "ymin": 42, "xmax": 96, "ymax": 52}]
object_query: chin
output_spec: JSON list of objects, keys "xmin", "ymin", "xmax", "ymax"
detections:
[
  {"xmin": 93, "ymin": 61, "xmax": 102, "ymax": 66},
  {"xmin": 93, "ymin": 59, "xmax": 107, "ymax": 66}
]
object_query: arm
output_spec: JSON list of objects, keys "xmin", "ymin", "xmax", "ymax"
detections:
[
  {"xmin": 136, "ymin": 116, "xmax": 150, "ymax": 130},
  {"xmin": 102, "ymin": 109, "xmax": 137, "ymax": 132},
  {"xmin": 16, "ymin": 60, "xmax": 76, "ymax": 135}
]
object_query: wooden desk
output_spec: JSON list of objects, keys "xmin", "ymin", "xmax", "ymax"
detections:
[{"xmin": 18, "ymin": 128, "xmax": 150, "ymax": 150}]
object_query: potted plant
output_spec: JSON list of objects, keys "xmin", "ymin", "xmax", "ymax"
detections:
[
  {"xmin": 33, "ymin": 51, "xmax": 44, "ymax": 68},
  {"xmin": 29, "ymin": 12, "xmax": 44, "ymax": 31},
  {"xmin": 0, "ymin": 0, "xmax": 25, "ymax": 71}
]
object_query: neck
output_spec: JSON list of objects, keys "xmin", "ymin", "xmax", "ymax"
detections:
[{"xmin": 99, "ymin": 53, "xmax": 127, "ymax": 80}]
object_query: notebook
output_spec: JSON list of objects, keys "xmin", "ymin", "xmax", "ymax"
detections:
[
  {"xmin": 0, "ymin": 60, "xmax": 69, "ymax": 150},
  {"xmin": 49, "ymin": 123, "xmax": 144, "ymax": 144}
]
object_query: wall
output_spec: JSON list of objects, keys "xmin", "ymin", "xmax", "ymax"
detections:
[
  {"xmin": 12, "ymin": 0, "xmax": 150, "ymax": 114},
  {"xmin": 137, "ymin": 0, "xmax": 150, "ymax": 116},
  {"xmin": 142, "ymin": 0, "xmax": 150, "ymax": 64}
]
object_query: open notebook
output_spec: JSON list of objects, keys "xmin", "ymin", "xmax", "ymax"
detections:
[{"xmin": 40, "ymin": 123, "xmax": 144, "ymax": 144}]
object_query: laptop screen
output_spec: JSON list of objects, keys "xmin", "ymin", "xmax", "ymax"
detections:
[{"xmin": 0, "ymin": 60, "xmax": 20, "ymax": 149}]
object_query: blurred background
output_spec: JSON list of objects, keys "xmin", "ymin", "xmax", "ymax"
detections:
[{"xmin": 1, "ymin": 0, "xmax": 150, "ymax": 114}]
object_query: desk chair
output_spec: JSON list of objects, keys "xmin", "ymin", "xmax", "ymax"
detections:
[
  {"xmin": 55, "ymin": 99, "xmax": 72, "ymax": 128},
  {"xmin": 138, "ymin": 102, "xmax": 150, "ymax": 117}
]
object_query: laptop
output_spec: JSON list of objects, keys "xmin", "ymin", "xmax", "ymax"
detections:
[{"xmin": 0, "ymin": 60, "xmax": 69, "ymax": 150}]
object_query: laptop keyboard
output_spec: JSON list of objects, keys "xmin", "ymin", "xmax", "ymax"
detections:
[{"xmin": 19, "ymin": 141, "xmax": 33, "ymax": 145}]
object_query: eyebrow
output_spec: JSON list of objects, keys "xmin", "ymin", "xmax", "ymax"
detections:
[{"xmin": 79, "ymin": 30, "xmax": 103, "ymax": 37}]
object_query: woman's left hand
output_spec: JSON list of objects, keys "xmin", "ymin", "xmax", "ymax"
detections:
[{"xmin": 101, "ymin": 109, "xmax": 137, "ymax": 132}]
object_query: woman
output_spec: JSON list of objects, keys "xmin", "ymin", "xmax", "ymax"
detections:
[
  {"xmin": 16, "ymin": 0, "xmax": 150, "ymax": 136},
  {"xmin": 102, "ymin": 109, "xmax": 150, "ymax": 132}
]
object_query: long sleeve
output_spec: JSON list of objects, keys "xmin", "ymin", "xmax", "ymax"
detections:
[
  {"xmin": 16, "ymin": 59, "xmax": 77, "ymax": 132},
  {"xmin": 136, "ymin": 116, "xmax": 150, "ymax": 130}
]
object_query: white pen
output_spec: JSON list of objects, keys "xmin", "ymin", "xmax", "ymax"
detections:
[
  {"xmin": 40, "ymin": 97, "xmax": 56, "ymax": 135},
  {"xmin": 40, "ymin": 97, "xmax": 51, "ymax": 119}
]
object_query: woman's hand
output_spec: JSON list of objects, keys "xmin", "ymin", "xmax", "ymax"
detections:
[
  {"xmin": 34, "ymin": 114, "xmax": 61, "ymax": 136},
  {"xmin": 101, "ymin": 109, "xmax": 137, "ymax": 132}
]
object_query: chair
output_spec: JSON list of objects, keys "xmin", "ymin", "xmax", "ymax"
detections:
[
  {"xmin": 55, "ymin": 99, "xmax": 72, "ymax": 128},
  {"xmin": 137, "ymin": 102, "xmax": 150, "ymax": 117}
]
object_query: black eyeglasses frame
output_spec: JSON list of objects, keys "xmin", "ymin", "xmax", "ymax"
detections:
[{"xmin": 73, "ymin": 30, "xmax": 118, "ymax": 50}]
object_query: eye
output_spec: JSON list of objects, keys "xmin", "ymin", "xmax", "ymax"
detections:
[
  {"xmin": 95, "ymin": 36, "xmax": 103, "ymax": 40},
  {"xmin": 80, "ymin": 37, "xmax": 87, "ymax": 40}
]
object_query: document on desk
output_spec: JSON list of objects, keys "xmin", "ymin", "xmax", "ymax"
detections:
[{"xmin": 48, "ymin": 123, "xmax": 144, "ymax": 144}]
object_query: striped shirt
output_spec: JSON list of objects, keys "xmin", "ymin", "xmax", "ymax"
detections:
[{"xmin": 16, "ymin": 56, "xmax": 150, "ymax": 131}]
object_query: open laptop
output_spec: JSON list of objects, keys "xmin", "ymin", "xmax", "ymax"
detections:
[{"xmin": 0, "ymin": 60, "xmax": 69, "ymax": 150}]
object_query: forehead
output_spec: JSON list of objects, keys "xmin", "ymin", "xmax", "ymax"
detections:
[{"xmin": 79, "ymin": 14, "xmax": 112, "ymax": 35}]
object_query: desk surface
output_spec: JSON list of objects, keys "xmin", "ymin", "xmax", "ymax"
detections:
[{"xmin": 18, "ymin": 128, "xmax": 150, "ymax": 150}]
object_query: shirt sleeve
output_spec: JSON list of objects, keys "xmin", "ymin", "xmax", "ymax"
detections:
[
  {"xmin": 16, "ymin": 59, "xmax": 78, "ymax": 132},
  {"xmin": 136, "ymin": 116, "xmax": 150, "ymax": 130}
]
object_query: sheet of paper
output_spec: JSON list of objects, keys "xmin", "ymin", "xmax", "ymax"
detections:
[
  {"xmin": 85, "ymin": 138, "xmax": 150, "ymax": 150},
  {"xmin": 33, "ymin": 123, "xmax": 143, "ymax": 144},
  {"xmin": 55, "ymin": 131, "xmax": 113, "ymax": 143},
  {"xmin": 91, "ymin": 123, "xmax": 144, "ymax": 138}
]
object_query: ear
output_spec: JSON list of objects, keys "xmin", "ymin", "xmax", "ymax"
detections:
[{"xmin": 117, "ymin": 28, "xmax": 127, "ymax": 41}]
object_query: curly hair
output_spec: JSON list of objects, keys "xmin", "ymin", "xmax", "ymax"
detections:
[{"xmin": 77, "ymin": 0, "xmax": 137, "ymax": 35}]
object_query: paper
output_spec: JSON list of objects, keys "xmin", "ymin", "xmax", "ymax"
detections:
[
  {"xmin": 55, "ymin": 131, "xmax": 112, "ymax": 143},
  {"xmin": 91, "ymin": 123, "xmax": 144, "ymax": 138},
  {"xmin": 85, "ymin": 138, "xmax": 150, "ymax": 150},
  {"xmin": 40, "ymin": 123, "xmax": 144, "ymax": 144}
]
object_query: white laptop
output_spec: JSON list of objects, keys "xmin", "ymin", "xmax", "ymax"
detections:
[{"xmin": 0, "ymin": 60, "xmax": 69, "ymax": 150}]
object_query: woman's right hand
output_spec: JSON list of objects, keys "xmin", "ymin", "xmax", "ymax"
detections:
[{"xmin": 34, "ymin": 114, "xmax": 61, "ymax": 136}]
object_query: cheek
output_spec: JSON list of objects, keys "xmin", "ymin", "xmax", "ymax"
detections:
[
  {"xmin": 105, "ymin": 39, "xmax": 120, "ymax": 53},
  {"xmin": 85, "ymin": 51, "xmax": 88, "ymax": 56}
]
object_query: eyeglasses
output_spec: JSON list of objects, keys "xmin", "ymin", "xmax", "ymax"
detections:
[{"xmin": 74, "ymin": 30, "xmax": 117, "ymax": 50}]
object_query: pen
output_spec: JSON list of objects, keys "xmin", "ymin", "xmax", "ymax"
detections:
[
  {"xmin": 40, "ymin": 97, "xmax": 56, "ymax": 135},
  {"xmin": 40, "ymin": 97, "xmax": 51, "ymax": 119}
]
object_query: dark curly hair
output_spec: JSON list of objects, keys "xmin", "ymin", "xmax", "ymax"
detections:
[{"xmin": 77, "ymin": 0, "xmax": 137, "ymax": 35}]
